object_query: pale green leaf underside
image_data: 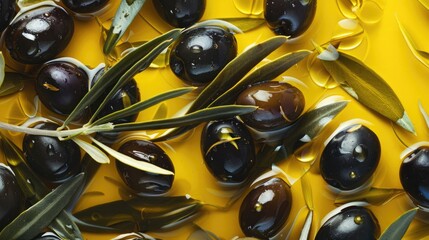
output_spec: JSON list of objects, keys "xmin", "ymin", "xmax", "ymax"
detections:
[
  {"xmin": 378, "ymin": 208, "xmax": 418, "ymax": 240},
  {"xmin": 0, "ymin": 52, "xmax": 4, "ymax": 89},
  {"xmin": 397, "ymin": 16, "xmax": 429, "ymax": 69},
  {"xmin": 72, "ymin": 138, "xmax": 110, "ymax": 164}
]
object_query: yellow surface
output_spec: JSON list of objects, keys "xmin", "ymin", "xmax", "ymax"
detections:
[{"xmin": 1, "ymin": 0, "xmax": 429, "ymax": 239}]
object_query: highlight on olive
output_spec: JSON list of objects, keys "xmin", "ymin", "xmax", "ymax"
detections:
[
  {"xmin": 236, "ymin": 81, "xmax": 305, "ymax": 131},
  {"xmin": 201, "ymin": 118, "xmax": 255, "ymax": 184},
  {"xmin": 116, "ymin": 140, "xmax": 175, "ymax": 195},
  {"xmin": 169, "ymin": 25, "xmax": 237, "ymax": 85},
  {"xmin": 0, "ymin": 0, "xmax": 16, "ymax": 33},
  {"xmin": 61, "ymin": 0, "xmax": 110, "ymax": 14},
  {"xmin": 315, "ymin": 204, "xmax": 380, "ymax": 240},
  {"xmin": 239, "ymin": 177, "xmax": 292, "ymax": 239},
  {"xmin": 264, "ymin": 0, "xmax": 317, "ymax": 38},
  {"xmin": 22, "ymin": 122, "xmax": 81, "ymax": 183},
  {"xmin": 0, "ymin": 164, "xmax": 22, "ymax": 231},
  {"xmin": 152, "ymin": 0, "xmax": 206, "ymax": 27},
  {"xmin": 320, "ymin": 124, "xmax": 381, "ymax": 191},
  {"xmin": 36, "ymin": 61, "xmax": 89, "ymax": 116},
  {"xmin": 32, "ymin": 232, "xmax": 61, "ymax": 240},
  {"xmin": 4, "ymin": 4, "xmax": 74, "ymax": 64},
  {"xmin": 400, "ymin": 145, "xmax": 429, "ymax": 209}
]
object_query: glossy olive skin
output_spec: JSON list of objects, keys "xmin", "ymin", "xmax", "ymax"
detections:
[
  {"xmin": 36, "ymin": 61, "xmax": 89, "ymax": 116},
  {"xmin": 320, "ymin": 125, "xmax": 380, "ymax": 191},
  {"xmin": 23, "ymin": 122, "xmax": 81, "ymax": 183},
  {"xmin": 32, "ymin": 232, "xmax": 61, "ymax": 240},
  {"xmin": 153, "ymin": 0, "xmax": 206, "ymax": 27},
  {"xmin": 116, "ymin": 140, "xmax": 174, "ymax": 195},
  {"xmin": 264, "ymin": 0, "xmax": 316, "ymax": 37},
  {"xmin": 201, "ymin": 118, "xmax": 255, "ymax": 183},
  {"xmin": 169, "ymin": 26, "xmax": 237, "ymax": 85},
  {"xmin": 5, "ymin": 5, "xmax": 74, "ymax": 64},
  {"xmin": 315, "ymin": 206, "xmax": 380, "ymax": 240},
  {"xmin": 236, "ymin": 81, "xmax": 305, "ymax": 131},
  {"xmin": 62, "ymin": 0, "xmax": 109, "ymax": 13},
  {"xmin": 0, "ymin": 165, "xmax": 22, "ymax": 230},
  {"xmin": 0, "ymin": 0, "xmax": 16, "ymax": 32},
  {"xmin": 239, "ymin": 177, "xmax": 292, "ymax": 239},
  {"xmin": 400, "ymin": 147, "xmax": 429, "ymax": 209}
]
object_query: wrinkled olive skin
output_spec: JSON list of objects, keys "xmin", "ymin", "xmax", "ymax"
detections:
[
  {"xmin": 36, "ymin": 61, "xmax": 88, "ymax": 116},
  {"xmin": 201, "ymin": 118, "xmax": 255, "ymax": 183},
  {"xmin": 23, "ymin": 122, "xmax": 81, "ymax": 183},
  {"xmin": 400, "ymin": 147, "xmax": 429, "ymax": 209},
  {"xmin": 239, "ymin": 177, "xmax": 292, "ymax": 239},
  {"xmin": 0, "ymin": 0, "xmax": 16, "ymax": 32},
  {"xmin": 315, "ymin": 206, "xmax": 380, "ymax": 240},
  {"xmin": 153, "ymin": 0, "xmax": 206, "ymax": 27},
  {"xmin": 0, "ymin": 165, "xmax": 22, "ymax": 231},
  {"xmin": 5, "ymin": 5, "xmax": 74, "ymax": 64},
  {"xmin": 236, "ymin": 81, "xmax": 305, "ymax": 131},
  {"xmin": 320, "ymin": 125, "xmax": 380, "ymax": 191},
  {"xmin": 169, "ymin": 26, "xmax": 237, "ymax": 85},
  {"xmin": 62, "ymin": 0, "xmax": 109, "ymax": 13},
  {"xmin": 264, "ymin": 0, "xmax": 316, "ymax": 37},
  {"xmin": 116, "ymin": 140, "xmax": 174, "ymax": 195}
]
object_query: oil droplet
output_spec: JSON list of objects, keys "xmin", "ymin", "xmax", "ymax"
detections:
[
  {"xmin": 190, "ymin": 45, "xmax": 203, "ymax": 54},
  {"xmin": 353, "ymin": 144, "xmax": 367, "ymax": 162},
  {"xmin": 47, "ymin": 144, "xmax": 55, "ymax": 156},
  {"xmin": 355, "ymin": 0, "xmax": 384, "ymax": 24},
  {"xmin": 233, "ymin": 0, "xmax": 264, "ymax": 16},
  {"xmin": 332, "ymin": 19, "xmax": 366, "ymax": 50},
  {"xmin": 254, "ymin": 202, "xmax": 263, "ymax": 212},
  {"xmin": 349, "ymin": 171, "xmax": 357, "ymax": 179},
  {"xmin": 307, "ymin": 53, "xmax": 339, "ymax": 89},
  {"xmin": 354, "ymin": 215, "xmax": 364, "ymax": 224}
]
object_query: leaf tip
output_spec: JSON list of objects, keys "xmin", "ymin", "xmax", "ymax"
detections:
[{"xmin": 396, "ymin": 111, "xmax": 416, "ymax": 135}]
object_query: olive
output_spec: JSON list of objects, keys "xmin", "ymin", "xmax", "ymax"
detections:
[
  {"xmin": 169, "ymin": 26, "xmax": 237, "ymax": 85},
  {"xmin": 32, "ymin": 232, "xmax": 61, "ymax": 240},
  {"xmin": 62, "ymin": 0, "xmax": 109, "ymax": 14},
  {"xmin": 0, "ymin": 0, "xmax": 16, "ymax": 32},
  {"xmin": 5, "ymin": 5, "xmax": 74, "ymax": 64},
  {"xmin": 320, "ymin": 124, "xmax": 380, "ymax": 191},
  {"xmin": 400, "ymin": 146, "xmax": 429, "ymax": 209},
  {"xmin": 22, "ymin": 122, "xmax": 81, "ymax": 183},
  {"xmin": 152, "ymin": 0, "xmax": 206, "ymax": 27},
  {"xmin": 236, "ymin": 81, "xmax": 305, "ymax": 131},
  {"xmin": 201, "ymin": 118, "xmax": 255, "ymax": 183},
  {"xmin": 0, "ymin": 165, "xmax": 22, "ymax": 230},
  {"xmin": 264, "ymin": 0, "xmax": 317, "ymax": 37},
  {"xmin": 36, "ymin": 61, "xmax": 89, "ymax": 116},
  {"xmin": 315, "ymin": 206, "xmax": 380, "ymax": 240},
  {"xmin": 239, "ymin": 177, "xmax": 292, "ymax": 239},
  {"xmin": 116, "ymin": 140, "xmax": 174, "ymax": 195}
]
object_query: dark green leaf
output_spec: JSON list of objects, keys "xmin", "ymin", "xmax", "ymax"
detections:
[
  {"xmin": 218, "ymin": 18, "xmax": 265, "ymax": 32},
  {"xmin": 0, "ymin": 73, "xmax": 26, "ymax": 97},
  {"xmin": 378, "ymin": 208, "xmax": 418, "ymax": 240},
  {"xmin": 0, "ymin": 173, "xmax": 84, "ymax": 240},
  {"xmin": 335, "ymin": 187, "xmax": 404, "ymax": 206},
  {"xmin": 62, "ymin": 28, "xmax": 181, "ymax": 127},
  {"xmin": 103, "ymin": 0, "xmax": 147, "ymax": 54}
]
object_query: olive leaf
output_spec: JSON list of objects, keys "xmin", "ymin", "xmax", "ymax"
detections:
[
  {"xmin": 72, "ymin": 138, "xmax": 110, "ymax": 164},
  {"xmin": 0, "ymin": 52, "xmax": 4, "ymax": 88},
  {"xmin": 418, "ymin": 0, "xmax": 429, "ymax": 9},
  {"xmin": 299, "ymin": 210, "xmax": 313, "ymax": 240},
  {"xmin": 316, "ymin": 44, "xmax": 415, "ymax": 134},
  {"xmin": 103, "ymin": 0, "xmax": 147, "ymax": 54},
  {"xmin": 299, "ymin": 172, "xmax": 313, "ymax": 240},
  {"xmin": 217, "ymin": 18, "xmax": 266, "ymax": 32},
  {"xmin": 378, "ymin": 208, "xmax": 418, "ymax": 240},
  {"xmin": 74, "ymin": 196, "xmax": 203, "ymax": 233},
  {"xmin": 334, "ymin": 187, "xmax": 404, "ymax": 206},
  {"xmin": 396, "ymin": 16, "xmax": 429, "ymax": 69},
  {"xmin": 112, "ymin": 232, "xmax": 159, "ymax": 240},
  {"xmin": 0, "ymin": 173, "xmax": 84, "ymax": 240},
  {"xmin": 0, "ymin": 73, "xmax": 26, "ymax": 97},
  {"xmin": 419, "ymin": 101, "xmax": 429, "ymax": 129}
]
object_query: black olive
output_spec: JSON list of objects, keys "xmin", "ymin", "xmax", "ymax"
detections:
[
  {"xmin": 0, "ymin": 0, "xmax": 16, "ymax": 32},
  {"xmin": 169, "ymin": 26, "xmax": 237, "ymax": 85},
  {"xmin": 315, "ymin": 206, "xmax": 380, "ymax": 240},
  {"xmin": 22, "ymin": 122, "xmax": 81, "ymax": 183},
  {"xmin": 36, "ymin": 61, "xmax": 89, "ymax": 116},
  {"xmin": 0, "ymin": 165, "xmax": 22, "ymax": 230},
  {"xmin": 116, "ymin": 140, "xmax": 174, "ymax": 195},
  {"xmin": 239, "ymin": 177, "xmax": 292, "ymax": 239},
  {"xmin": 61, "ymin": 0, "xmax": 109, "ymax": 14},
  {"xmin": 320, "ymin": 124, "xmax": 381, "ymax": 191},
  {"xmin": 236, "ymin": 81, "xmax": 305, "ymax": 131},
  {"xmin": 5, "ymin": 5, "xmax": 74, "ymax": 64},
  {"xmin": 152, "ymin": 0, "xmax": 206, "ymax": 27},
  {"xmin": 400, "ymin": 146, "xmax": 429, "ymax": 209},
  {"xmin": 264, "ymin": 0, "xmax": 317, "ymax": 37},
  {"xmin": 201, "ymin": 118, "xmax": 255, "ymax": 183},
  {"xmin": 32, "ymin": 232, "xmax": 61, "ymax": 240}
]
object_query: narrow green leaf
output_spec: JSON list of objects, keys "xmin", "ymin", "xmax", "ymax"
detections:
[
  {"xmin": 418, "ymin": 0, "xmax": 429, "ymax": 9},
  {"xmin": 335, "ymin": 187, "xmax": 404, "ymax": 206},
  {"xmin": 103, "ymin": 0, "xmax": 147, "ymax": 54},
  {"xmin": 419, "ymin": 101, "xmax": 429, "ymax": 129},
  {"xmin": 0, "ymin": 174, "xmax": 85, "ymax": 240},
  {"xmin": 378, "ymin": 208, "xmax": 418, "ymax": 240},
  {"xmin": 0, "ymin": 73, "xmax": 26, "ymax": 97},
  {"xmin": 299, "ymin": 210, "xmax": 313, "ymax": 240},
  {"xmin": 91, "ymin": 87, "xmax": 195, "ymax": 126},
  {"xmin": 113, "ymin": 105, "xmax": 257, "ymax": 132},
  {"xmin": 72, "ymin": 138, "xmax": 110, "ymax": 164},
  {"xmin": 318, "ymin": 45, "xmax": 415, "ymax": 133},
  {"xmin": 62, "ymin": 28, "xmax": 181, "ymax": 127},
  {"xmin": 0, "ymin": 52, "xmax": 5, "ymax": 88},
  {"xmin": 218, "ymin": 18, "xmax": 265, "ymax": 32}
]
